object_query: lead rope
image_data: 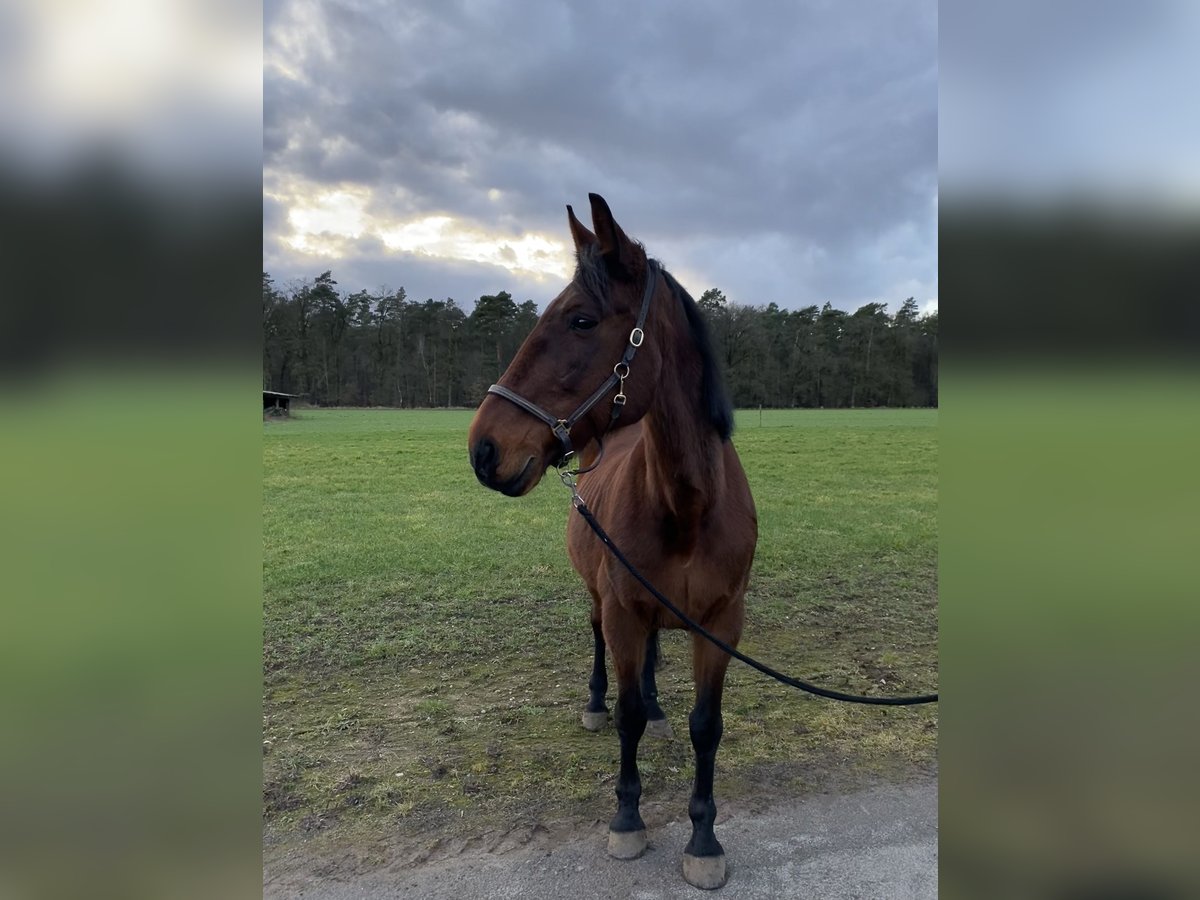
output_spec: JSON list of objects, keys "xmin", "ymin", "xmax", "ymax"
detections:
[{"xmin": 556, "ymin": 469, "xmax": 938, "ymax": 707}]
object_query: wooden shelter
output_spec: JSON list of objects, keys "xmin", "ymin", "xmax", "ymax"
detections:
[{"xmin": 263, "ymin": 390, "xmax": 299, "ymax": 415}]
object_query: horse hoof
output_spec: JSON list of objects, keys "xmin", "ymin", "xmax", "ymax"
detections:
[
  {"xmin": 607, "ymin": 828, "xmax": 647, "ymax": 860},
  {"xmin": 581, "ymin": 710, "xmax": 608, "ymax": 731},
  {"xmin": 682, "ymin": 853, "xmax": 727, "ymax": 890},
  {"xmin": 645, "ymin": 717, "xmax": 673, "ymax": 740}
]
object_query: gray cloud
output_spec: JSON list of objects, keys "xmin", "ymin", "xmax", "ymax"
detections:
[{"xmin": 265, "ymin": 0, "xmax": 936, "ymax": 311}]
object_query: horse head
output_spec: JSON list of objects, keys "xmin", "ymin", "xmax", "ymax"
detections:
[{"xmin": 469, "ymin": 193, "xmax": 665, "ymax": 496}]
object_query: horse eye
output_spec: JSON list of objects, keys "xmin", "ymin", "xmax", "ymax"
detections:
[{"xmin": 570, "ymin": 316, "xmax": 598, "ymax": 331}]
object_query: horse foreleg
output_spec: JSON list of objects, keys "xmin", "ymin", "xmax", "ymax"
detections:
[
  {"xmin": 607, "ymin": 636, "xmax": 649, "ymax": 860},
  {"xmin": 683, "ymin": 616, "xmax": 740, "ymax": 890},
  {"xmin": 582, "ymin": 613, "xmax": 609, "ymax": 731},
  {"xmin": 642, "ymin": 630, "xmax": 673, "ymax": 740}
]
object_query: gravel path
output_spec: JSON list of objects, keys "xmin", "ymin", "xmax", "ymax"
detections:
[{"xmin": 267, "ymin": 777, "xmax": 937, "ymax": 899}]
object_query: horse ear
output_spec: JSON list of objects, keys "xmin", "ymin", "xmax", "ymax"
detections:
[
  {"xmin": 588, "ymin": 192, "xmax": 636, "ymax": 279},
  {"xmin": 566, "ymin": 204, "xmax": 597, "ymax": 252}
]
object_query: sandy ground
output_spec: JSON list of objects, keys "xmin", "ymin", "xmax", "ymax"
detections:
[{"xmin": 265, "ymin": 777, "xmax": 937, "ymax": 899}]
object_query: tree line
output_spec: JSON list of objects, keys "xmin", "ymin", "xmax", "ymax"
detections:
[{"xmin": 263, "ymin": 271, "xmax": 937, "ymax": 409}]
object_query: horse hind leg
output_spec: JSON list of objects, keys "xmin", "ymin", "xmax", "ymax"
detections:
[
  {"xmin": 581, "ymin": 613, "xmax": 609, "ymax": 732},
  {"xmin": 682, "ymin": 609, "xmax": 742, "ymax": 890},
  {"xmin": 642, "ymin": 630, "xmax": 673, "ymax": 740}
]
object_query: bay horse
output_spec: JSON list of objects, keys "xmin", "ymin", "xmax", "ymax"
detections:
[{"xmin": 468, "ymin": 194, "xmax": 757, "ymax": 890}]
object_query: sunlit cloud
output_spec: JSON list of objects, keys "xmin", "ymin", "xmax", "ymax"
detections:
[
  {"xmin": 264, "ymin": 0, "xmax": 330, "ymax": 83},
  {"xmin": 378, "ymin": 217, "xmax": 567, "ymax": 280},
  {"xmin": 271, "ymin": 182, "xmax": 571, "ymax": 281},
  {"xmin": 284, "ymin": 188, "xmax": 370, "ymax": 243}
]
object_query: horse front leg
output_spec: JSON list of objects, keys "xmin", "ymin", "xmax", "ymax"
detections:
[
  {"xmin": 606, "ymin": 628, "xmax": 649, "ymax": 860},
  {"xmin": 682, "ymin": 612, "xmax": 741, "ymax": 890}
]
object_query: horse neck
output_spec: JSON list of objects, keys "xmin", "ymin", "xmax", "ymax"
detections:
[{"xmin": 639, "ymin": 304, "xmax": 724, "ymax": 523}]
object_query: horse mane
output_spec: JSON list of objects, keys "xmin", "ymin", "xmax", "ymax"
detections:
[
  {"xmin": 659, "ymin": 265, "xmax": 735, "ymax": 441},
  {"xmin": 573, "ymin": 246, "xmax": 734, "ymax": 441}
]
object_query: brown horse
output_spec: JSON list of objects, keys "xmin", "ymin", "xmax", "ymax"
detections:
[{"xmin": 468, "ymin": 194, "xmax": 757, "ymax": 890}]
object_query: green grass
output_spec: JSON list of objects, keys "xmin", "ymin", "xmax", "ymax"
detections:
[{"xmin": 263, "ymin": 408, "xmax": 937, "ymax": 855}]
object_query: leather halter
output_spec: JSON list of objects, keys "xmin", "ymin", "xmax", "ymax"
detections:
[{"xmin": 486, "ymin": 259, "xmax": 659, "ymax": 466}]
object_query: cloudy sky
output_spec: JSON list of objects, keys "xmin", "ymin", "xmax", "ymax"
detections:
[{"xmin": 264, "ymin": 0, "xmax": 937, "ymax": 315}]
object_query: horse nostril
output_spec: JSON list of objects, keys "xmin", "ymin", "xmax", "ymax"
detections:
[{"xmin": 473, "ymin": 437, "xmax": 498, "ymax": 478}]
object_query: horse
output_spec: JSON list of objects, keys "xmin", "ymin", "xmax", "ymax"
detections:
[{"xmin": 468, "ymin": 193, "xmax": 757, "ymax": 890}]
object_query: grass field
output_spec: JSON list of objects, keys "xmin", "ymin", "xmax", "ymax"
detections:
[{"xmin": 263, "ymin": 408, "xmax": 937, "ymax": 860}]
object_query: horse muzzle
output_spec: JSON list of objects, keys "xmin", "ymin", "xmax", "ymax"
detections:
[{"xmin": 470, "ymin": 437, "xmax": 542, "ymax": 496}]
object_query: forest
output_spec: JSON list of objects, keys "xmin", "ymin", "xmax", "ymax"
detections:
[{"xmin": 263, "ymin": 271, "xmax": 938, "ymax": 409}]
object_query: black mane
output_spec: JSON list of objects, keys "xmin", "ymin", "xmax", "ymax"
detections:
[{"xmin": 659, "ymin": 265, "xmax": 735, "ymax": 441}]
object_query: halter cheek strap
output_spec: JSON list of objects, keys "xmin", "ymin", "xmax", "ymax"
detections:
[{"xmin": 486, "ymin": 259, "xmax": 659, "ymax": 464}]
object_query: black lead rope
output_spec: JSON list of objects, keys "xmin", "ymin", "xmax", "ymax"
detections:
[{"xmin": 569, "ymin": 492, "xmax": 938, "ymax": 707}]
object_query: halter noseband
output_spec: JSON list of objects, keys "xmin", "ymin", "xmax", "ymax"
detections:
[{"xmin": 486, "ymin": 259, "xmax": 659, "ymax": 467}]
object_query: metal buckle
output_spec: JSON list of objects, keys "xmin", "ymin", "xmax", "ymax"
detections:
[
  {"xmin": 612, "ymin": 361, "xmax": 629, "ymax": 408},
  {"xmin": 555, "ymin": 459, "xmax": 585, "ymax": 508},
  {"xmin": 629, "ymin": 327, "xmax": 644, "ymax": 347}
]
